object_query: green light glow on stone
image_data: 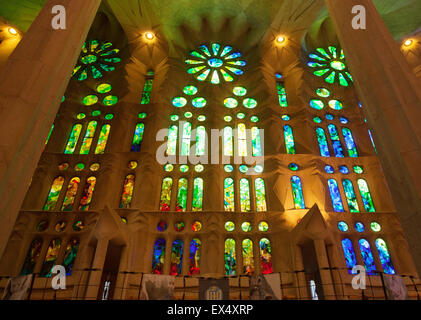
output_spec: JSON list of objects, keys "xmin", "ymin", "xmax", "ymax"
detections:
[{"xmin": 82, "ymin": 95, "xmax": 98, "ymax": 106}]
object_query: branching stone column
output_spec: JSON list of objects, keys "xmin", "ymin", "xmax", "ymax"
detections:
[
  {"xmin": 0, "ymin": 0, "xmax": 102, "ymax": 258},
  {"xmin": 325, "ymin": 0, "xmax": 421, "ymax": 276}
]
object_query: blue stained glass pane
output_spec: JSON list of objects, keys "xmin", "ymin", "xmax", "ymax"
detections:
[
  {"xmin": 328, "ymin": 124, "xmax": 345, "ymax": 157},
  {"xmin": 328, "ymin": 179, "xmax": 344, "ymax": 212},
  {"xmin": 152, "ymin": 238, "xmax": 165, "ymax": 274},
  {"xmin": 316, "ymin": 127, "xmax": 330, "ymax": 157},
  {"xmin": 359, "ymin": 239, "xmax": 377, "ymax": 274},
  {"xmin": 355, "ymin": 222, "xmax": 365, "ymax": 232},
  {"xmin": 338, "ymin": 221, "xmax": 348, "ymax": 232},
  {"xmin": 339, "ymin": 166, "xmax": 349, "ymax": 174},
  {"xmin": 342, "ymin": 179, "xmax": 360, "ymax": 212},
  {"xmin": 170, "ymin": 239, "xmax": 183, "ymax": 276},
  {"xmin": 283, "ymin": 125, "xmax": 296, "ymax": 154},
  {"xmin": 375, "ymin": 238, "xmax": 395, "ymax": 275},
  {"xmin": 342, "ymin": 128, "xmax": 358, "ymax": 157},
  {"xmin": 368, "ymin": 129, "xmax": 377, "ymax": 154},
  {"xmin": 341, "ymin": 238, "xmax": 358, "ymax": 274},
  {"xmin": 291, "ymin": 176, "xmax": 305, "ymax": 209},
  {"xmin": 325, "ymin": 165, "xmax": 334, "ymax": 174},
  {"xmin": 131, "ymin": 123, "xmax": 145, "ymax": 152}
]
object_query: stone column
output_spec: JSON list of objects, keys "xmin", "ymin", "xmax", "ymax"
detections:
[
  {"xmin": 0, "ymin": 0, "xmax": 102, "ymax": 258},
  {"xmin": 325, "ymin": 0, "xmax": 421, "ymax": 276}
]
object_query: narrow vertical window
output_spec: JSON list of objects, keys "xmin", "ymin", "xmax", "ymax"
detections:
[
  {"xmin": 189, "ymin": 239, "xmax": 201, "ymax": 275},
  {"xmin": 80, "ymin": 121, "xmax": 98, "ymax": 154},
  {"xmin": 21, "ymin": 239, "xmax": 43, "ymax": 275},
  {"xmin": 328, "ymin": 179, "xmax": 344, "ymax": 212},
  {"xmin": 242, "ymin": 239, "xmax": 254, "ymax": 275},
  {"xmin": 251, "ymin": 127, "xmax": 262, "ymax": 156},
  {"xmin": 291, "ymin": 176, "xmax": 305, "ymax": 209},
  {"xmin": 239, "ymin": 178, "xmax": 251, "ymax": 212},
  {"xmin": 63, "ymin": 238, "xmax": 79, "ymax": 276},
  {"xmin": 167, "ymin": 125, "xmax": 178, "ymax": 156},
  {"xmin": 119, "ymin": 174, "xmax": 135, "ymax": 208},
  {"xmin": 259, "ymin": 238, "xmax": 273, "ymax": 274},
  {"xmin": 196, "ymin": 126, "xmax": 206, "ymax": 156},
  {"xmin": 159, "ymin": 177, "xmax": 173, "ymax": 211},
  {"xmin": 255, "ymin": 178, "xmax": 267, "ymax": 212},
  {"xmin": 64, "ymin": 124, "xmax": 82, "ymax": 154},
  {"xmin": 170, "ymin": 239, "xmax": 183, "ymax": 276},
  {"xmin": 78, "ymin": 176, "xmax": 96, "ymax": 211},
  {"xmin": 224, "ymin": 178, "xmax": 235, "ymax": 212},
  {"xmin": 327, "ymin": 124, "xmax": 344, "ymax": 157},
  {"xmin": 342, "ymin": 128, "xmax": 358, "ymax": 157},
  {"xmin": 181, "ymin": 122, "xmax": 192, "ymax": 156},
  {"xmin": 61, "ymin": 177, "xmax": 81, "ymax": 211},
  {"xmin": 224, "ymin": 126, "xmax": 233, "ymax": 156},
  {"xmin": 40, "ymin": 238, "xmax": 62, "ymax": 277},
  {"xmin": 238, "ymin": 123, "xmax": 247, "ymax": 156},
  {"xmin": 176, "ymin": 178, "xmax": 188, "ymax": 212},
  {"xmin": 342, "ymin": 179, "xmax": 360, "ymax": 212},
  {"xmin": 95, "ymin": 124, "xmax": 111, "ymax": 154},
  {"xmin": 358, "ymin": 239, "xmax": 377, "ymax": 274},
  {"xmin": 283, "ymin": 125, "xmax": 296, "ymax": 154},
  {"xmin": 44, "ymin": 176, "xmax": 65, "ymax": 211},
  {"xmin": 192, "ymin": 177, "xmax": 203, "ymax": 211},
  {"xmin": 141, "ymin": 71, "xmax": 154, "ymax": 104},
  {"xmin": 152, "ymin": 238, "xmax": 165, "ymax": 274},
  {"xmin": 315, "ymin": 127, "xmax": 330, "ymax": 157},
  {"xmin": 276, "ymin": 80, "xmax": 288, "ymax": 107},
  {"xmin": 375, "ymin": 238, "xmax": 395, "ymax": 275},
  {"xmin": 45, "ymin": 124, "xmax": 54, "ymax": 146},
  {"xmin": 357, "ymin": 179, "xmax": 375, "ymax": 212},
  {"xmin": 341, "ymin": 238, "xmax": 358, "ymax": 274},
  {"xmin": 368, "ymin": 129, "xmax": 377, "ymax": 154},
  {"xmin": 225, "ymin": 238, "xmax": 236, "ymax": 276},
  {"xmin": 131, "ymin": 123, "xmax": 145, "ymax": 152}
]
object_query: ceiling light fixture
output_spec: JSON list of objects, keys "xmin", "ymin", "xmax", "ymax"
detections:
[
  {"xmin": 8, "ymin": 27, "xmax": 18, "ymax": 36},
  {"xmin": 276, "ymin": 35, "xmax": 286, "ymax": 44},
  {"xmin": 403, "ymin": 39, "xmax": 413, "ymax": 47},
  {"xmin": 145, "ymin": 32, "xmax": 155, "ymax": 41}
]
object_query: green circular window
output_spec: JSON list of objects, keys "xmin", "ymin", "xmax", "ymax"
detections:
[
  {"xmin": 180, "ymin": 165, "xmax": 189, "ymax": 173},
  {"xmin": 224, "ymin": 98, "xmax": 238, "ymax": 109},
  {"xmin": 173, "ymin": 97, "xmax": 187, "ymax": 107},
  {"xmin": 239, "ymin": 165, "xmax": 248, "ymax": 173},
  {"xmin": 75, "ymin": 163, "xmax": 85, "ymax": 171},
  {"xmin": 309, "ymin": 99, "xmax": 325, "ymax": 110},
  {"xmin": 243, "ymin": 98, "xmax": 257, "ymax": 109},
  {"xmin": 97, "ymin": 83, "xmax": 112, "ymax": 93},
  {"xmin": 316, "ymin": 87, "xmax": 331, "ymax": 98},
  {"xmin": 184, "ymin": 112, "xmax": 193, "ymax": 118},
  {"xmin": 258, "ymin": 221, "xmax": 269, "ymax": 232},
  {"xmin": 195, "ymin": 164, "xmax": 204, "ymax": 172},
  {"xmin": 313, "ymin": 116, "xmax": 322, "ymax": 124},
  {"xmin": 237, "ymin": 112, "xmax": 246, "ymax": 119},
  {"xmin": 233, "ymin": 87, "xmax": 247, "ymax": 96},
  {"xmin": 105, "ymin": 113, "xmax": 114, "ymax": 120},
  {"xmin": 250, "ymin": 116, "xmax": 259, "ymax": 123},
  {"xmin": 370, "ymin": 222, "xmax": 381, "ymax": 232},
  {"xmin": 183, "ymin": 85, "xmax": 198, "ymax": 95},
  {"xmin": 224, "ymin": 165, "xmax": 233, "ymax": 173},
  {"xmin": 192, "ymin": 97, "xmax": 207, "ymax": 108},
  {"xmin": 241, "ymin": 222, "xmax": 252, "ymax": 232},
  {"xmin": 198, "ymin": 115, "xmax": 206, "ymax": 122},
  {"xmin": 76, "ymin": 113, "xmax": 86, "ymax": 120},
  {"xmin": 224, "ymin": 115, "xmax": 232, "ymax": 122},
  {"xmin": 225, "ymin": 221, "xmax": 235, "ymax": 232},
  {"xmin": 92, "ymin": 110, "xmax": 101, "ymax": 117},
  {"xmin": 82, "ymin": 95, "xmax": 98, "ymax": 106},
  {"xmin": 170, "ymin": 114, "xmax": 179, "ymax": 121},
  {"xmin": 138, "ymin": 112, "xmax": 147, "ymax": 119},
  {"xmin": 103, "ymin": 95, "xmax": 118, "ymax": 106},
  {"xmin": 164, "ymin": 164, "xmax": 174, "ymax": 172}
]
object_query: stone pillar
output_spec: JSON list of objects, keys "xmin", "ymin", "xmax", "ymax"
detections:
[
  {"xmin": 325, "ymin": 0, "xmax": 421, "ymax": 276},
  {"xmin": 0, "ymin": 0, "xmax": 102, "ymax": 258},
  {"xmin": 85, "ymin": 238, "xmax": 109, "ymax": 300},
  {"xmin": 314, "ymin": 239, "xmax": 336, "ymax": 299}
]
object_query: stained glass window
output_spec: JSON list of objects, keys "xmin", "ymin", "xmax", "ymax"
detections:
[
  {"xmin": 225, "ymin": 238, "xmax": 236, "ymax": 276},
  {"xmin": 64, "ymin": 124, "xmax": 82, "ymax": 154},
  {"xmin": 40, "ymin": 238, "xmax": 62, "ymax": 277},
  {"xmin": 224, "ymin": 127, "xmax": 233, "ymax": 156},
  {"xmin": 328, "ymin": 179, "xmax": 344, "ymax": 212},
  {"xmin": 141, "ymin": 76, "xmax": 154, "ymax": 104},
  {"xmin": 359, "ymin": 239, "xmax": 377, "ymax": 274},
  {"xmin": 119, "ymin": 174, "xmax": 135, "ymax": 208},
  {"xmin": 357, "ymin": 179, "xmax": 375, "ymax": 212},
  {"xmin": 255, "ymin": 178, "xmax": 267, "ymax": 212},
  {"xmin": 242, "ymin": 239, "xmax": 254, "ymax": 275},
  {"xmin": 239, "ymin": 178, "xmax": 251, "ymax": 212},
  {"xmin": 189, "ymin": 239, "xmax": 201, "ymax": 275},
  {"xmin": 63, "ymin": 238, "xmax": 79, "ymax": 276},
  {"xmin": 341, "ymin": 238, "xmax": 357, "ymax": 274},
  {"xmin": 160, "ymin": 177, "xmax": 173, "ymax": 211},
  {"xmin": 181, "ymin": 122, "xmax": 192, "ymax": 156},
  {"xmin": 45, "ymin": 124, "xmax": 54, "ymax": 147},
  {"xmin": 260, "ymin": 238, "xmax": 273, "ymax": 274},
  {"xmin": 375, "ymin": 238, "xmax": 395, "ymax": 275},
  {"xmin": 251, "ymin": 127, "xmax": 262, "ymax": 156},
  {"xmin": 61, "ymin": 177, "xmax": 80, "ymax": 211},
  {"xmin": 152, "ymin": 238, "xmax": 165, "ymax": 274},
  {"xmin": 342, "ymin": 179, "xmax": 360, "ymax": 212},
  {"xmin": 224, "ymin": 178, "xmax": 235, "ymax": 211},
  {"xmin": 338, "ymin": 221, "xmax": 349, "ymax": 232},
  {"xmin": 196, "ymin": 126, "xmax": 206, "ymax": 156},
  {"xmin": 192, "ymin": 178, "xmax": 203, "ymax": 211},
  {"xmin": 167, "ymin": 125, "xmax": 178, "ymax": 156},
  {"xmin": 327, "ymin": 124, "xmax": 344, "ymax": 157},
  {"xmin": 78, "ymin": 176, "xmax": 96, "ymax": 211},
  {"xmin": 176, "ymin": 178, "xmax": 188, "ymax": 212},
  {"xmin": 80, "ymin": 121, "xmax": 97, "ymax": 154},
  {"xmin": 315, "ymin": 127, "xmax": 330, "ymax": 157},
  {"xmin": 44, "ymin": 176, "xmax": 65, "ymax": 211},
  {"xmin": 170, "ymin": 240, "xmax": 183, "ymax": 276},
  {"xmin": 95, "ymin": 124, "xmax": 111, "ymax": 154},
  {"xmin": 238, "ymin": 123, "xmax": 247, "ymax": 156},
  {"xmin": 291, "ymin": 176, "xmax": 305, "ymax": 209},
  {"xmin": 283, "ymin": 125, "xmax": 296, "ymax": 154},
  {"xmin": 276, "ymin": 81, "xmax": 288, "ymax": 107},
  {"xmin": 368, "ymin": 129, "xmax": 377, "ymax": 154},
  {"xmin": 21, "ymin": 239, "xmax": 43, "ymax": 275},
  {"xmin": 131, "ymin": 123, "xmax": 145, "ymax": 152},
  {"xmin": 342, "ymin": 128, "xmax": 358, "ymax": 157}
]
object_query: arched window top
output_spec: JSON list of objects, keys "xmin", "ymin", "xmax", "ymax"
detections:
[
  {"xmin": 160, "ymin": 177, "xmax": 173, "ymax": 211},
  {"xmin": 327, "ymin": 178, "xmax": 344, "ymax": 212},
  {"xmin": 152, "ymin": 238, "xmax": 166, "ymax": 274},
  {"xmin": 357, "ymin": 179, "xmax": 375, "ymax": 212},
  {"xmin": 44, "ymin": 176, "xmax": 65, "ymax": 211},
  {"xmin": 291, "ymin": 176, "xmax": 305, "ymax": 209},
  {"xmin": 242, "ymin": 239, "xmax": 254, "ymax": 275},
  {"xmin": 120, "ymin": 174, "xmax": 135, "ymax": 209},
  {"xmin": 358, "ymin": 238, "xmax": 377, "ymax": 274},
  {"xmin": 341, "ymin": 238, "xmax": 357, "ymax": 274},
  {"xmin": 239, "ymin": 178, "xmax": 251, "ymax": 212},
  {"xmin": 255, "ymin": 178, "xmax": 267, "ymax": 212},
  {"xmin": 283, "ymin": 124, "xmax": 296, "ymax": 154},
  {"xmin": 224, "ymin": 178, "xmax": 235, "ymax": 212},
  {"xmin": 375, "ymin": 238, "xmax": 395, "ymax": 275},
  {"xmin": 259, "ymin": 238, "xmax": 273, "ymax": 274},
  {"xmin": 192, "ymin": 177, "xmax": 203, "ymax": 212},
  {"xmin": 315, "ymin": 127, "xmax": 330, "ymax": 157}
]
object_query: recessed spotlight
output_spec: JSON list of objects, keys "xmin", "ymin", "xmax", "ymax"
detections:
[
  {"xmin": 276, "ymin": 35, "xmax": 286, "ymax": 44},
  {"xmin": 8, "ymin": 27, "xmax": 17, "ymax": 36},
  {"xmin": 145, "ymin": 32, "xmax": 155, "ymax": 40},
  {"xmin": 404, "ymin": 39, "xmax": 413, "ymax": 47}
]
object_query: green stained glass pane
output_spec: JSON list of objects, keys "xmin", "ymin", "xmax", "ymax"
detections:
[
  {"xmin": 238, "ymin": 123, "xmax": 247, "ymax": 156},
  {"xmin": 224, "ymin": 178, "xmax": 235, "ymax": 211},
  {"xmin": 258, "ymin": 221, "xmax": 269, "ymax": 232},
  {"xmin": 199, "ymin": 45, "xmax": 212, "ymax": 57},
  {"xmin": 81, "ymin": 54, "xmax": 97, "ymax": 64},
  {"xmin": 188, "ymin": 66, "xmax": 206, "ymax": 74},
  {"xmin": 330, "ymin": 60, "xmax": 345, "ymax": 71},
  {"xmin": 100, "ymin": 48, "xmax": 120, "ymax": 56},
  {"xmin": 72, "ymin": 65, "xmax": 81, "ymax": 76},
  {"xmin": 211, "ymin": 70, "xmax": 220, "ymax": 84},
  {"xmin": 164, "ymin": 164, "xmax": 174, "ymax": 172},
  {"xmin": 281, "ymin": 115, "xmax": 290, "ymax": 121},
  {"xmin": 75, "ymin": 163, "xmax": 85, "ymax": 171},
  {"xmin": 180, "ymin": 165, "xmax": 189, "ymax": 173},
  {"xmin": 92, "ymin": 110, "xmax": 101, "ymax": 117},
  {"xmin": 212, "ymin": 43, "xmax": 220, "ymax": 55},
  {"xmin": 196, "ymin": 126, "xmax": 206, "ymax": 156},
  {"xmin": 316, "ymin": 48, "xmax": 331, "ymax": 59},
  {"xmin": 159, "ymin": 178, "xmax": 173, "ymax": 211},
  {"xmin": 105, "ymin": 114, "xmax": 114, "ymax": 120},
  {"xmin": 224, "ymin": 116, "xmax": 232, "ymax": 122},
  {"xmin": 99, "ymin": 64, "xmax": 115, "ymax": 72},
  {"xmin": 225, "ymin": 221, "xmax": 235, "ymax": 232},
  {"xmin": 233, "ymin": 87, "xmax": 247, "ymax": 96},
  {"xmin": 316, "ymin": 87, "xmax": 331, "ymax": 98},
  {"xmin": 80, "ymin": 121, "xmax": 97, "ymax": 154},
  {"xmin": 353, "ymin": 166, "xmax": 364, "ymax": 174},
  {"xmin": 342, "ymin": 179, "xmax": 360, "ymax": 213},
  {"xmin": 131, "ymin": 123, "xmax": 145, "ymax": 152},
  {"xmin": 228, "ymin": 60, "xmax": 246, "ymax": 66},
  {"xmin": 310, "ymin": 99, "xmax": 324, "ymax": 110},
  {"xmin": 239, "ymin": 165, "xmax": 248, "ymax": 173},
  {"xmin": 277, "ymin": 82, "xmax": 288, "ymax": 107},
  {"xmin": 371, "ymin": 222, "xmax": 381, "ymax": 232},
  {"xmin": 167, "ymin": 125, "xmax": 178, "ymax": 156},
  {"xmin": 357, "ymin": 179, "xmax": 375, "ymax": 212},
  {"xmin": 192, "ymin": 178, "xmax": 203, "ymax": 211},
  {"xmin": 241, "ymin": 222, "xmax": 251, "ymax": 232},
  {"xmin": 225, "ymin": 66, "xmax": 243, "ymax": 75},
  {"xmin": 43, "ymin": 177, "xmax": 65, "ymax": 211},
  {"xmin": 325, "ymin": 71, "xmax": 336, "ymax": 84},
  {"xmin": 283, "ymin": 125, "xmax": 296, "ymax": 154},
  {"xmin": 328, "ymin": 100, "xmax": 343, "ymax": 110},
  {"xmin": 183, "ymin": 85, "xmax": 198, "ymax": 95},
  {"xmin": 97, "ymin": 83, "xmax": 112, "ymax": 93},
  {"xmin": 76, "ymin": 113, "xmax": 86, "ymax": 120},
  {"xmin": 198, "ymin": 115, "xmax": 206, "ymax": 122},
  {"xmin": 192, "ymin": 97, "xmax": 207, "ymax": 108},
  {"xmin": 195, "ymin": 164, "xmax": 204, "ymax": 172},
  {"xmin": 103, "ymin": 95, "xmax": 118, "ymax": 106},
  {"xmin": 328, "ymin": 46, "xmax": 338, "ymax": 58},
  {"xmin": 95, "ymin": 124, "xmax": 111, "ymax": 154},
  {"xmin": 197, "ymin": 69, "xmax": 211, "ymax": 81},
  {"xmin": 170, "ymin": 115, "xmax": 179, "ymax": 121},
  {"xmin": 237, "ymin": 112, "xmax": 245, "ymax": 119},
  {"xmin": 78, "ymin": 69, "xmax": 88, "ymax": 81},
  {"xmin": 185, "ymin": 59, "xmax": 203, "ymax": 65},
  {"xmin": 313, "ymin": 117, "xmax": 322, "ymax": 124},
  {"xmin": 181, "ymin": 122, "xmax": 192, "ymax": 156},
  {"xmin": 190, "ymin": 50, "xmax": 207, "ymax": 59},
  {"xmin": 291, "ymin": 176, "xmax": 305, "ymax": 209},
  {"xmin": 91, "ymin": 66, "xmax": 103, "ymax": 79},
  {"xmin": 141, "ymin": 79, "xmax": 154, "ymax": 104},
  {"xmin": 102, "ymin": 57, "xmax": 121, "ymax": 63},
  {"xmin": 225, "ymin": 239, "xmax": 236, "ymax": 275},
  {"xmin": 184, "ymin": 112, "xmax": 193, "ymax": 118},
  {"xmin": 61, "ymin": 177, "xmax": 80, "ymax": 212},
  {"xmin": 339, "ymin": 73, "xmax": 349, "ymax": 87},
  {"xmin": 176, "ymin": 178, "xmax": 188, "ymax": 212},
  {"xmin": 250, "ymin": 116, "xmax": 259, "ymax": 123},
  {"xmin": 314, "ymin": 69, "xmax": 330, "ymax": 77},
  {"xmin": 255, "ymin": 178, "xmax": 267, "ymax": 212},
  {"xmin": 224, "ymin": 165, "xmax": 233, "ymax": 173},
  {"xmin": 243, "ymin": 98, "xmax": 257, "ymax": 109},
  {"xmin": 220, "ymin": 69, "xmax": 234, "ymax": 82},
  {"xmin": 309, "ymin": 53, "xmax": 327, "ymax": 62},
  {"xmin": 252, "ymin": 127, "xmax": 262, "ymax": 156},
  {"xmin": 308, "ymin": 62, "xmax": 327, "ymax": 68},
  {"xmin": 221, "ymin": 46, "xmax": 233, "ymax": 57},
  {"xmin": 82, "ymin": 95, "xmax": 98, "ymax": 106},
  {"xmin": 224, "ymin": 98, "xmax": 238, "ymax": 109},
  {"xmin": 345, "ymin": 72, "xmax": 353, "ymax": 82},
  {"xmin": 64, "ymin": 124, "xmax": 82, "ymax": 154},
  {"xmin": 172, "ymin": 97, "xmax": 187, "ymax": 107},
  {"xmin": 242, "ymin": 239, "xmax": 254, "ymax": 275}
]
